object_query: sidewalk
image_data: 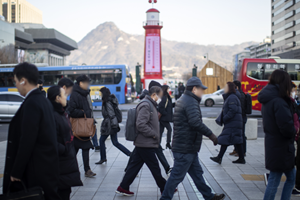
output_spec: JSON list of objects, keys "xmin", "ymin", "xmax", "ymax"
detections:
[{"xmin": 0, "ymin": 138, "xmax": 298, "ymax": 200}]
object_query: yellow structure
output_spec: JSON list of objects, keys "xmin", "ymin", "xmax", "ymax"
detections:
[{"xmin": 0, "ymin": 0, "xmax": 42, "ymax": 23}]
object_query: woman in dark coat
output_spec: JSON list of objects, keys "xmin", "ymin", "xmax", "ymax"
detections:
[
  {"xmin": 210, "ymin": 82, "xmax": 245, "ymax": 164},
  {"xmin": 67, "ymin": 75, "xmax": 96, "ymax": 178},
  {"xmin": 258, "ymin": 70, "xmax": 295, "ymax": 200},
  {"xmin": 96, "ymin": 87, "xmax": 131, "ymax": 164},
  {"xmin": 48, "ymin": 86, "xmax": 83, "ymax": 200},
  {"xmin": 158, "ymin": 85, "xmax": 173, "ymax": 149}
]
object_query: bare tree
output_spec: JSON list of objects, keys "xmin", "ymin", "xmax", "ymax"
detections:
[{"xmin": 0, "ymin": 44, "xmax": 17, "ymax": 64}]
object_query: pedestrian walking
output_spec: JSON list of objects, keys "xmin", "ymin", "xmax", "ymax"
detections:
[
  {"xmin": 229, "ymin": 80, "xmax": 247, "ymax": 157},
  {"xmin": 177, "ymin": 82, "xmax": 185, "ymax": 99},
  {"xmin": 158, "ymin": 85, "xmax": 173, "ymax": 149},
  {"xmin": 3, "ymin": 62, "xmax": 61, "ymax": 200},
  {"xmin": 37, "ymin": 79, "xmax": 46, "ymax": 96},
  {"xmin": 47, "ymin": 86, "xmax": 83, "ymax": 200},
  {"xmin": 210, "ymin": 82, "xmax": 245, "ymax": 165},
  {"xmin": 68, "ymin": 75, "xmax": 96, "ymax": 178},
  {"xmin": 258, "ymin": 70, "xmax": 296, "ymax": 200},
  {"xmin": 160, "ymin": 77, "xmax": 225, "ymax": 200},
  {"xmin": 96, "ymin": 87, "xmax": 131, "ymax": 164},
  {"xmin": 116, "ymin": 86, "xmax": 167, "ymax": 196}
]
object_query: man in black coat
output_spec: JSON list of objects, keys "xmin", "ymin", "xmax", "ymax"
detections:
[
  {"xmin": 3, "ymin": 62, "xmax": 61, "ymax": 200},
  {"xmin": 160, "ymin": 77, "xmax": 225, "ymax": 200}
]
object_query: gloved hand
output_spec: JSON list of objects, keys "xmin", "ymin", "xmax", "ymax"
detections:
[{"xmin": 209, "ymin": 133, "xmax": 218, "ymax": 146}]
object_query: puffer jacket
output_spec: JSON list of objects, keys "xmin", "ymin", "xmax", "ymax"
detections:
[
  {"xmin": 134, "ymin": 95, "xmax": 160, "ymax": 148},
  {"xmin": 217, "ymin": 92, "xmax": 243, "ymax": 145},
  {"xmin": 172, "ymin": 90, "xmax": 212, "ymax": 154},
  {"xmin": 258, "ymin": 84, "xmax": 295, "ymax": 172},
  {"xmin": 101, "ymin": 94, "xmax": 120, "ymax": 135},
  {"xmin": 158, "ymin": 94, "xmax": 173, "ymax": 122}
]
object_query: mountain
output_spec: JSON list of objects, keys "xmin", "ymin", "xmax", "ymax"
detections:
[{"xmin": 67, "ymin": 22, "xmax": 257, "ymax": 78}]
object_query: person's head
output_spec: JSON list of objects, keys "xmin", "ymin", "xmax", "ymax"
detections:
[
  {"xmin": 233, "ymin": 80, "xmax": 241, "ymax": 90},
  {"xmin": 291, "ymin": 82, "xmax": 297, "ymax": 98},
  {"xmin": 149, "ymin": 86, "xmax": 163, "ymax": 102},
  {"xmin": 58, "ymin": 77, "xmax": 74, "ymax": 96},
  {"xmin": 269, "ymin": 69, "xmax": 292, "ymax": 98},
  {"xmin": 162, "ymin": 85, "xmax": 169, "ymax": 96},
  {"xmin": 100, "ymin": 87, "xmax": 111, "ymax": 103},
  {"xmin": 37, "ymin": 79, "xmax": 44, "ymax": 87},
  {"xmin": 224, "ymin": 82, "xmax": 236, "ymax": 94},
  {"xmin": 186, "ymin": 77, "xmax": 207, "ymax": 98},
  {"xmin": 47, "ymin": 85, "xmax": 67, "ymax": 107},
  {"xmin": 13, "ymin": 62, "xmax": 39, "ymax": 97},
  {"xmin": 148, "ymin": 80, "xmax": 162, "ymax": 90},
  {"xmin": 76, "ymin": 75, "xmax": 90, "ymax": 90}
]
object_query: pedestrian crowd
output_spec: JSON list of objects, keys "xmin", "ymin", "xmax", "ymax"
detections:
[{"xmin": 1, "ymin": 62, "xmax": 300, "ymax": 200}]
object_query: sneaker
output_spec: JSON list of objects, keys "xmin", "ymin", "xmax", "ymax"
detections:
[
  {"xmin": 210, "ymin": 156, "xmax": 222, "ymax": 164},
  {"xmin": 166, "ymin": 167, "xmax": 172, "ymax": 175},
  {"xmin": 95, "ymin": 146, "xmax": 100, "ymax": 152},
  {"xmin": 211, "ymin": 193, "xmax": 225, "ymax": 200},
  {"xmin": 229, "ymin": 150, "xmax": 237, "ymax": 156},
  {"xmin": 85, "ymin": 170, "xmax": 96, "ymax": 178},
  {"xmin": 264, "ymin": 173, "xmax": 269, "ymax": 186},
  {"xmin": 292, "ymin": 188, "xmax": 300, "ymax": 196},
  {"xmin": 232, "ymin": 158, "xmax": 246, "ymax": 164},
  {"xmin": 116, "ymin": 186, "xmax": 134, "ymax": 196}
]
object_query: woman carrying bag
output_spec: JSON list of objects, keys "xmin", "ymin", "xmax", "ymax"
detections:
[
  {"xmin": 96, "ymin": 87, "xmax": 131, "ymax": 164},
  {"xmin": 47, "ymin": 86, "xmax": 83, "ymax": 200}
]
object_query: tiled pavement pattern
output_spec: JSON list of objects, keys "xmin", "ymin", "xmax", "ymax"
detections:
[{"xmin": 0, "ymin": 137, "xmax": 299, "ymax": 200}]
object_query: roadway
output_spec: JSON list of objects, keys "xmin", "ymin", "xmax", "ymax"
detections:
[{"xmin": 0, "ymin": 104, "xmax": 263, "ymax": 142}]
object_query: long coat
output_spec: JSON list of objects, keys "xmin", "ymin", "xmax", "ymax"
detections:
[
  {"xmin": 67, "ymin": 84, "xmax": 94, "ymax": 150},
  {"xmin": 101, "ymin": 94, "xmax": 120, "ymax": 135},
  {"xmin": 3, "ymin": 89, "xmax": 61, "ymax": 200},
  {"xmin": 158, "ymin": 94, "xmax": 173, "ymax": 122},
  {"xmin": 52, "ymin": 101, "xmax": 83, "ymax": 189},
  {"xmin": 217, "ymin": 92, "xmax": 243, "ymax": 146},
  {"xmin": 258, "ymin": 84, "xmax": 295, "ymax": 172}
]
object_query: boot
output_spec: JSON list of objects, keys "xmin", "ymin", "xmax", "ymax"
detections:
[
  {"xmin": 85, "ymin": 170, "xmax": 96, "ymax": 178},
  {"xmin": 95, "ymin": 159, "xmax": 107, "ymax": 165},
  {"xmin": 211, "ymin": 194, "xmax": 225, "ymax": 200},
  {"xmin": 210, "ymin": 156, "xmax": 222, "ymax": 164},
  {"xmin": 232, "ymin": 158, "xmax": 246, "ymax": 164},
  {"xmin": 166, "ymin": 143, "xmax": 172, "ymax": 149}
]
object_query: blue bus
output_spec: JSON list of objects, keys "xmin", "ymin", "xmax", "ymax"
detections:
[{"xmin": 0, "ymin": 64, "xmax": 132, "ymax": 106}]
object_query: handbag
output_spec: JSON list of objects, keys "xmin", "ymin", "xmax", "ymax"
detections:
[
  {"xmin": 70, "ymin": 113, "xmax": 96, "ymax": 141},
  {"xmin": 0, "ymin": 181, "xmax": 44, "ymax": 200}
]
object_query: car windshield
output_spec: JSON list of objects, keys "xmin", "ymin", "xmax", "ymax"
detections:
[{"xmin": 213, "ymin": 89, "xmax": 224, "ymax": 95}]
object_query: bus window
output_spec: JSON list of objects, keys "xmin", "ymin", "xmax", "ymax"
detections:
[
  {"xmin": 6, "ymin": 72, "xmax": 15, "ymax": 87},
  {"xmin": 90, "ymin": 74, "xmax": 114, "ymax": 84},
  {"xmin": 264, "ymin": 64, "xmax": 274, "ymax": 80},
  {"xmin": 247, "ymin": 63, "xmax": 264, "ymax": 80},
  {"xmin": 43, "ymin": 71, "xmax": 63, "ymax": 86},
  {"xmin": 64, "ymin": 70, "xmax": 89, "ymax": 82},
  {"xmin": 114, "ymin": 72, "xmax": 122, "ymax": 84},
  {"xmin": 288, "ymin": 64, "xmax": 300, "ymax": 80},
  {"xmin": 0, "ymin": 73, "xmax": 6, "ymax": 87}
]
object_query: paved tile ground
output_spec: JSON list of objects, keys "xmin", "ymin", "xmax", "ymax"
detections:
[{"xmin": 0, "ymin": 137, "xmax": 299, "ymax": 200}]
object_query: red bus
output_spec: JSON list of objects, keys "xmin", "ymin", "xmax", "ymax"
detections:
[{"xmin": 235, "ymin": 58, "xmax": 300, "ymax": 111}]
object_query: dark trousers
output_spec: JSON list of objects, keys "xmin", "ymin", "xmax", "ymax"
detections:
[
  {"xmin": 58, "ymin": 188, "xmax": 71, "ymax": 200},
  {"xmin": 234, "ymin": 121, "xmax": 247, "ymax": 154},
  {"xmin": 218, "ymin": 144, "xmax": 244, "ymax": 160},
  {"xmin": 160, "ymin": 121, "xmax": 172, "ymax": 144},
  {"xmin": 100, "ymin": 130, "xmax": 131, "ymax": 160},
  {"xmin": 120, "ymin": 147, "xmax": 167, "ymax": 193},
  {"xmin": 296, "ymin": 140, "xmax": 300, "ymax": 189},
  {"xmin": 75, "ymin": 147, "xmax": 90, "ymax": 172},
  {"xmin": 91, "ymin": 128, "xmax": 99, "ymax": 147}
]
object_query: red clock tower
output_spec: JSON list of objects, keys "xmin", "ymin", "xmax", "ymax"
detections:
[{"xmin": 143, "ymin": 0, "xmax": 163, "ymax": 89}]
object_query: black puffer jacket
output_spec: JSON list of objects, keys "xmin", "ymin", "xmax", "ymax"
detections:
[
  {"xmin": 101, "ymin": 94, "xmax": 120, "ymax": 135},
  {"xmin": 52, "ymin": 102, "xmax": 82, "ymax": 189},
  {"xmin": 172, "ymin": 90, "xmax": 212, "ymax": 154},
  {"xmin": 158, "ymin": 94, "xmax": 173, "ymax": 122},
  {"xmin": 258, "ymin": 84, "xmax": 295, "ymax": 172},
  {"xmin": 67, "ymin": 84, "xmax": 94, "ymax": 150}
]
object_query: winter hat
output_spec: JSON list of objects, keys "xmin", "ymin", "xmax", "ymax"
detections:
[{"xmin": 148, "ymin": 80, "xmax": 162, "ymax": 90}]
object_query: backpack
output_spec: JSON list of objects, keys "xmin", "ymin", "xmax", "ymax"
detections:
[
  {"xmin": 245, "ymin": 93, "xmax": 252, "ymax": 114},
  {"xmin": 113, "ymin": 104, "xmax": 122, "ymax": 123},
  {"xmin": 125, "ymin": 99, "xmax": 154, "ymax": 141}
]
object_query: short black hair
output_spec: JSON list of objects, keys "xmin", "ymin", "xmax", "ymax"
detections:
[
  {"xmin": 233, "ymin": 80, "xmax": 241, "ymax": 90},
  {"xmin": 100, "ymin": 87, "xmax": 111, "ymax": 103},
  {"xmin": 58, "ymin": 77, "xmax": 74, "ymax": 88},
  {"xmin": 13, "ymin": 62, "xmax": 39, "ymax": 85},
  {"xmin": 149, "ymin": 86, "xmax": 162, "ymax": 96},
  {"xmin": 186, "ymin": 85, "xmax": 201, "ymax": 92},
  {"xmin": 76, "ymin": 75, "xmax": 90, "ymax": 85},
  {"xmin": 38, "ymin": 79, "xmax": 44, "ymax": 84},
  {"xmin": 47, "ymin": 85, "xmax": 62, "ymax": 102}
]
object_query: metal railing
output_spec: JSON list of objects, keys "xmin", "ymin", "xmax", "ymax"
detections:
[{"xmin": 143, "ymin": 20, "xmax": 163, "ymax": 26}]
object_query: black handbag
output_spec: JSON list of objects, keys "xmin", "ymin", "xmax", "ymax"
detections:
[{"xmin": 0, "ymin": 181, "xmax": 44, "ymax": 200}]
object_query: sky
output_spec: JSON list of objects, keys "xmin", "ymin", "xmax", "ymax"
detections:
[{"xmin": 27, "ymin": 0, "xmax": 271, "ymax": 46}]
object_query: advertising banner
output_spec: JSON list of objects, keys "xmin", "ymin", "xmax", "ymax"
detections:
[{"xmin": 145, "ymin": 34, "xmax": 161, "ymax": 73}]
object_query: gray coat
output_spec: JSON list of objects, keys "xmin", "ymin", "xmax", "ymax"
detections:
[
  {"xmin": 134, "ymin": 95, "xmax": 160, "ymax": 148},
  {"xmin": 101, "ymin": 94, "xmax": 120, "ymax": 135}
]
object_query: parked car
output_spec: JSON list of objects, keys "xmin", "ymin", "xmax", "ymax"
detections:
[
  {"xmin": 200, "ymin": 89, "xmax": 224, "ymax": 107},
  {"xmin": 0, "ymin": 92, "xmax": 24, "ymax": 121}
]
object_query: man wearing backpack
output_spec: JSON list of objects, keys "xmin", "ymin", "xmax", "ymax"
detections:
[{"xmin": 116, "ymin": 86, "xmax": 168, "ymax": 196}]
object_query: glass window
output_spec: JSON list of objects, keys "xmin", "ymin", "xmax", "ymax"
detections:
[
  {"xmin": 7, "ymin": 95, "xmax": 23, "ymax": 102},
  {"xmin": 43, "ymin": 71, "xmax": 63, "ymax": 86},
  {"xmin": 0, "ymin": 95, "xmax": 7, "ymax": 101},
  {"xmin": 247, "ymin": 63, "xmax": 264, "ymax": 80},
  {"xmin": 288, "ymin": 64, "xmax": 300, "ymax": 80},
  {"xmin": 90, "ymin": 74, "xmax": 114, "ymax": 84},
  {"xmin": 114, "ymin": 72, "xmax": 122, "ymax": 84},
  {"xmin": 273, "ymin": 0, "xmax": 285, "ymax": 9},
  {"xmin": 6, "ymin": 72, "xmax": 15, "ymax": 87}
]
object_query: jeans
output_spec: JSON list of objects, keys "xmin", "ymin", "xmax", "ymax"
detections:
[
  {"xmin": 120, "ymin": 147, "xmax": 166, "ymax": 193},
  {"xmin": 218, "ymin": 144, "xmax": 244, "ymax": 160},
  {"xmin": 263, "ymin": 168, "xmax": 296, "ymax": 200},
  {"xmin": 91, "ymin": 128, "xmax": 99, "ymax": 147},
  {"xmin": 100, "ymin": 129, "xmax": 131, "ymax": 160},
  {"xmin": 160, "ymin": 152, "xmax": 214, "ymax": 200},
  {"xmin": 160, "ymin": 121, "xmax": 172, "ymax": 144},
  {"xmin": 75, "ymin": 147, "xmax": 90, "ymax": 172}
]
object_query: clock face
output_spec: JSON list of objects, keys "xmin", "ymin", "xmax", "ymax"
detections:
[
  {"xmin": 151, "ymin": 15, "xmax": 155, "ymax": 19},
  {"xmin": 145, "ymin": 35, "xmax": 161, "ymax": 73}
]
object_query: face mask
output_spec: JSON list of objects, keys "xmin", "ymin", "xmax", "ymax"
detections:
[{"xmin": 156, "ymin": 94, "xmax": 161, "ymax": 104}]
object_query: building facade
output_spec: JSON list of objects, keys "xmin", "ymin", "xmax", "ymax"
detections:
[
  {"xmin": 0, "ymin": 0, "xmax": 42, "ymax": 24},
  {"xmin": 271, "ymin": 0, "xmax": 300, "ymax": 58},
  {"xmin": 249, "ymin": 37, "xmax": 272, "ymax": 59}
]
